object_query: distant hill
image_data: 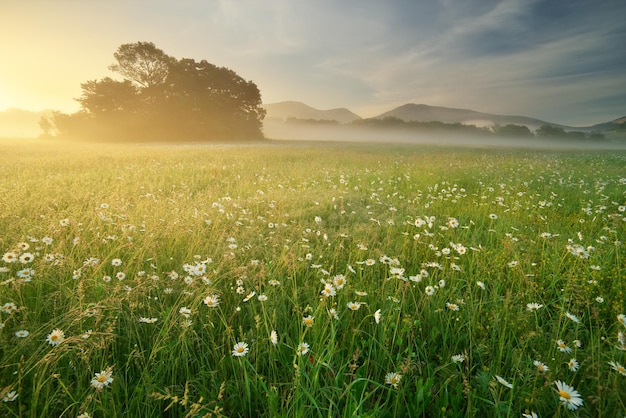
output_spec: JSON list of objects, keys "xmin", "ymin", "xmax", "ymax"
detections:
[
  {"xmin": 374, "ymin": 103, "xmax": 561, "ymax": 131},
  {"xmin": 263, "ymin": 101, "xmax": 362, "ymax": 124},
  {"xmin": 0, "ymin": 108, "xmax": 45, "ymax": 137}
]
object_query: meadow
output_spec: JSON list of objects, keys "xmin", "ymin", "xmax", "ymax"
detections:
[{"xmin": 0, "ymin": 139, "xmax": 624, "ymax": 417}]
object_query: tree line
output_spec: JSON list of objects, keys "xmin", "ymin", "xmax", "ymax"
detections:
[{"xmin": 41, "ymin": 42, "xmax": 266, "ymax": 142}]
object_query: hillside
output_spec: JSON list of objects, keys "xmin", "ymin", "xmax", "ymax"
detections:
[
  {"xmin": 263, "ymin": 101, "xmax": 362, "ymax": 124},
  {"xmin": 0, "ymin": 108, "xmax": 45, "ymax": 137}
]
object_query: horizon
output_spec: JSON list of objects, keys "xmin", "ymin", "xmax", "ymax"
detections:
[{"xmin": 1, "ymin": 1, "xmax": 625, "ymax": 126}]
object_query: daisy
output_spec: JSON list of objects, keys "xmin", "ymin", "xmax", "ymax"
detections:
[
  {"xmin": 179, "ymin": 307, "xmax": 191, "ymax": 318},
  {"xmin": 302, "ymin": 315, "xmax": 315, "ymax": 328},
  {"xmin": 19, "ymin": 252, "xmax": 35, "ymax": 264},
  {"xmin": 565, "ymin": 312, "xmax": 580, "ymax": 324},
  {"xmin": 111, "ymin": 258, "xmax": 122, "ymax": 267},
  {"xmin": 203, "ymin": 294, "xmax": 220, "ymax": 307},
  {"xmin": 446, "ymin": 302, "xmax": 459, "ymax": 311},
  {"xmin": 268, "ymin": 279, "xmax": 280, "ymax": 286},
  {"xmin": 116, "ymin": 272, "xmax": 126, "ymax": 281},
  {"xmin": 270, "ymin": 330, "xmax": 278, "ymax": 346},
  {"xmin": 232, "ymin": 342, "xmax": 249, "ymax": 357},
  {"xmin": 257, "ymin": 294, "xmax": 268, "ymax": 302},
  {"xmin": 15, "ymin": 330, "xmax": 29, "ymax": 338},
  {"xmin": 90, "ymin": 368, "xmax": 114, "ymax": 390},
  {"xmin": 139, "ymin": 317, "xmax": 158, "ymax": 323},
  {"xmin": 2, "ymin": 251, "xmax": 18, "ymax": 263},
  {"xmin": 2, "ymin": 391, "xmax": 17, "ymax": 402},
  {"xmin": 618, "ymin": 314, "xmax": 626, "ymax": 327},
  {"xmin": 526, "ymin": 302, "xmax": 543, "ymax": 311},
  {"xmin": 385, "ymin": 372, "xmax": 402, "ymax": 388},
  {"xmin": 521, "ymin": 412, "xmax": 538, "ymax": 418},
  {"xmin": 425, "ymin": 286, "xmax": 435, "ymax": 296},
  {"xmin": 476, "ymin": 281, "xmax": 485, "ymax": 290},
  {"xmin": 554, "ymin": 380, "xmax": 583, "ymax": 410},
  {"xmin": 556, "ymin": 340, "xmax": 572, "ymax": 353},
  {"xmin": 346, "ymin": 301, "xmax": 361, "ymax": 311},
  {"xmin": 46, "ymin": 328, "xmax": 65, "ymax": 346},
  {"xmin": 297, "ymin": 342, "xmax": 310, "ymax": 356},
  {"xmin": 533, "ymin": 360, "xmax": 549, "ymax": 373},
  {"xmin": 374, "ymin": 309, "xmax": 381, "ymax": 324},
  {"xmin": 243, "ymin": 291, "xmax": 256, "ymax": 302},
  {"xmin": 320, "ymin": 283, "xmax": 336, "ymax": 298},
  {"xmin": 1, "ymin": 302, "xmax": 18, "ymax": 314},
  {"xmin": 451, "ymin": 354, "xmax": 465, "ymax": 364},
  {"xmin": 567, "ymin": 358, "xmax": 579, "ymax": 372},
  {"xmin": 608, "ymin": 361, "xmax": 626, "ymax": 376},
  {"xmin": 495, "ymin": 375, "xmax": 513, "ymax": 389}
]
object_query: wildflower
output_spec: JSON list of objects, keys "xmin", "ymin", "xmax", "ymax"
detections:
[
  {"xmin": 179, "ymin": 307, "xmax": 191, "ymax": 318},
  {"xmin": 2, "ymin": 251, "xmax": 18, "ymax": 263},
  {"xmin": 438, "ymin": 279, "xmax": 446, "ymax": 288},
  {"xmin": 90, "ymin": 368, "xmax": 114, "ymax": 390},
  {"xmin": 567, "ymin": 358, "xmax": 579, "ymax": 372},
  {"xmin": 232, "ymin": 342, "xmax": 249, "ymax": 357},
  {"xmin": 139, "ymin": 317, "xmax": 158, "ymax": 323},
  {"xmin": 425, "ymin": 286, "xmax": 435, "ymax": 296},
  {"xmin": 81, "ymin": 330, "xmax": 93, "ymax": 339},
  {"xmin": 111, "ymin": 258, "xmax": 122, "ymax": 267},
  {"xmin": 608, "ymin": 361, "xmax": 626, "ymax": 376},
  {"xmin": 15, "ymin": 330, "xmax": 29, "ymax": 338},
  {"xmin": 554, "ymin": 380, "xmax": 583, "ymax": 410},
  {"xmin": 328, "ymin": 308, "xmax": 339, "ymax": 320},
  {"xmin": 374, "ymin": 309, "xmax": 381, "ymax": 324},
  {"xmin": 385, "ymin": 372, "xmax": 402, "ymax": 388},
  {"xmin": 495, "ymin": 375, "xmax": 513, "ymax": 389},
  {"xmin": 77, "ymin": 413, "xmax": 92, "ymax": 418},
  {"xmin": 19, "ymin": 252, "xmax": 35, "ymax": 264},
  {"xmin": 448, "ymin": 218, "xmax": 459, "ymax": 228},
  {"xmin": 556, "ymin": 340, "xmax": 572, "ymax": 353},
  {"xmin": 333, "ymin": 274, "xmax": 346, "ymax": 289},
  {"xmin": 46, "ymin": 328, "xmax": 65, "ymax": 346},
  {"xmin": 1, "ymin": 302, "xmax": 18, "ymax": 314},
  {"xmin": 270, "ymin": 330, "xmax": 278, "ymax": 345},
  {"xmin": 489, "ymin": 213, "xmax": 498, "ymax": 220},
  {"xmin": 573, "ymin": 339, "xmax": 582, "ymax": 348},
  {"xmin": 302, "ymin": 315, "xmax": 315, "ymax": 328},
  {"xmin": 618, "ymin": 314, "xmax": 626, "ymax": 327},
  {"xmin": 297, "ymin": 342, "xmax": 310, "ymax": 356},
  {"xmin": 476, "ymin": 281, "xmax": 485, "ymax": 290},
  {"xmin": 321, "ymin": 283, "xmax": 336, "ymax": 298},
  {"xmin": 347, "ymin": 301, "xmax": 361, "ymax": 311},
  {"xmin": 257, "ymin": 294, "xmax": 268, "ymax": 302},
  {"xmin": 565, "ymin": 312, "xmax": 580, "ymax": 324},
  {"xmin": 451, "ymin": 354, "xmax": 465, "ymax": 364},
  {"xmin": 102, "ymin": 275, "xmax": 111, "ymax": 283},
  {"xmin": 521, "ymin": 412, "xmax": 538, "ymax": 418},
  {"xmin": 355, "ymin": 290, "xmax": 368, "ymax": 296},
  {"xmin": 268, "ymin": 279, "xmax": 280, "ymax": 286},
  {"xmin": 203, "ymin": 295, "xmax": 220, "ymax": 307},
  {"xmin": 116, "ymin": 272, "xmax": 126, "ymax": 281},
  {"xmin": 533, "ymin": 360, "xmax": 549, "ymax": 373},
  {"xmin": 243, "ymin": 291, "xmax": 256, "ymax": 302},
  {"xmin": 59, "ymin": 218, "xmax": 70, "ymax": 227},
  {"xmin": 446, "ymin": 302, "xmax": 459, "ymax": 311},
  {"xmin": 2, "ymin": 391, "xmax": 17, "ymax": 402},
  {"xmin": 526, "ymin": 302, "xmax": 543, "ymax": 311},
  {"xmin": 595, "ymin": 296, "xmax": 604, "ymax": 303},
  {"xmin": 365, "ymin": 258, "xmax": 376, "ymax": 266}
]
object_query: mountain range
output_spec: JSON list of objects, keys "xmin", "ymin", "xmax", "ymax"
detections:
[{"xmin": 264, "ymin": 101, "xmax": 624, "ymax": 132}]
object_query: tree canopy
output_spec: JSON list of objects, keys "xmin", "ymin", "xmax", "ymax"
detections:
[{"xmin": 44, "ymin": 42, "xmax": 266, "ymax": 142}]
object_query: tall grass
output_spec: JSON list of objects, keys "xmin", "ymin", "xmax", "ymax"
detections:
[{"xmin": 0, "ymin": 139, "xmax": 624, "ymax": 417}]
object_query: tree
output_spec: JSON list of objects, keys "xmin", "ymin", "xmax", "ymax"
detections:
[
  {"xmin": 46, "ymin": 42, "xmax": 266, "ymax": 141},
  {"xmin": 108, "ymin": 42, "xmax": 174, "ymax": 88}
]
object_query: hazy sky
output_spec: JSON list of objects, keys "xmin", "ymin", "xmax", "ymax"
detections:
[{"xmin": 1, "ymin": 0, "xmax": 625, "ymax": 125}]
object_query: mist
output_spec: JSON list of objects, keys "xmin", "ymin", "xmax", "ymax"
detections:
[{"xmin": 263, "ymin": 119, "xmax": 626, "ymax": 151}]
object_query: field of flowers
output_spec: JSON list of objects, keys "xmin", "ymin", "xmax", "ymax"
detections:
[{"xmin": 0, "ymin": 139, "xmax": 624, "ymax": 417}]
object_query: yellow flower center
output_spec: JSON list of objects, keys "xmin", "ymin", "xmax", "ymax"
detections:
[
  {"xmin": 558, "ymin": 390, "xmax": 571, "ymax": 400},
  {"xmin": 618, "ymin": 366, "xmax": 625, "ymax": 373},
  {"xmin": 51, "ymin": 335, "xmax": 58, "ymax": 341},
  {"xmin": 97, "ymin": 375, "xmax": 108, "ymax": 383}
]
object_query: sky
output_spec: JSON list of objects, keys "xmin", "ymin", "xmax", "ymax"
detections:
[{"xmin": 1, "ymin": 0, "xmax": 625, "ymax": 126}]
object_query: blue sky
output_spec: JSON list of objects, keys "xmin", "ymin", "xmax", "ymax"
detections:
[{"xmin": 1, "ymin": 0, "xmax": 625, "ymax": 125}]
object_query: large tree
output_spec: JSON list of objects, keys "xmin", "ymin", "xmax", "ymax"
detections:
[{"xmin": 47, "ymin": 42, "xmax": 266, "ymax": 141}]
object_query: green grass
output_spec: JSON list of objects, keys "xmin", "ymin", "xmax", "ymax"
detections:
[{"xmin": 0, "ymin": 138, "xmax": 625, "ymax": 417}]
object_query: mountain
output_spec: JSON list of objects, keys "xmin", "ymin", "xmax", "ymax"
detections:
[
  {"xmin": 264, "ymin": 101, "xmax": 362, "ymax": 124},
  {"xmin": 0, "ymin": 108, "xmax": 45, "ymax": 137},
  {"xmin": 374, "ymin": 103, "xmax": 559, "ymax": 131}
]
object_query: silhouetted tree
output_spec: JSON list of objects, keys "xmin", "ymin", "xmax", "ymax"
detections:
[
  {"xmin": 45, "ymin": 42, "xmax": 265, "ymax": 142},
  {"xmin": 493, "ymin": 124, "xmax": 534, "ymax": 138}
]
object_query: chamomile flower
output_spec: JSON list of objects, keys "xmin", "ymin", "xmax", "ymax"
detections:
[
  {"xmin": 556, "ymin": 340, "xmax": 572, "ymax": 353},
  {"xmin": 203, "ymin": 294, "xmax": 220, "ymax": 307},
  {"xmin": 2, "ymin": 251, "xmax": 18, "ymax": 263},
  {"xmin": 2, "ymin": 391, "xmax": 18, "ymax": 402},
  {"xmin": 495, "ymin": 375, "xmax": 513, "ymax": 389},
  {"xmin": 533, "ymin": 360, "xmax": 549, "ymax": 373},
  {"xmin": 232, "ymin": 342, "xmax": 249, "ymax": 357},
  {"xmin": 302, "ymin": 315, "xmax": 315, "ymax": 328},
  {"xmin": 15, "ymin": 330, "xmax": 29, "ymax": 338},
  {"xmin": 565, "ymin": 312, "xmax": 580, "ymax": 324},
  {"xmin": 90, "ymin": 368, "xmax": 114, "ymax": 390},
  {"xmin": 270, "ymin": 330, "xmax": 278, "ymax": 345},
  {"xmin": 297, "ymin": 342, "xmax": 310, "ymax": 356},
  {"xmin": 111, "ymin": 258, "xmax": 122, "ymax": 267},
  {"xmin": 384, "ymin": 372, "xmax": 402, "ymax": 388},
  {"xmin": 618, "ymin": 314, "xmax": 626, "ymax": 327},
  {"xmin": 179, "ymin": 307, "xmax": 191, "ymax": 318},
  {"xmin": 446, "ymin": 302, "xmax": 459, "ymax": 311},
  {"xmin": 321, "ymin": 283, "xmax": 336, "ymax": 298},
  {"xmin": 46, "ymin": 328, "xmax": 65, "ymax": 346},
  {"xmin": 554, "ymin": 380, "xmax": 583, "ymax": 410},
  {"xmin": 451, "ymin": 354, "xmax": 465, "ymax": 364},
  {"xmin": 425, "ymin": 286, "xmax": 435, "ymax": 296},
  {"xmin": 374, "ymin": 309, "xmax": 381, "ymax": 324},
  {"xmin": 567, "ymin": 358, "xmax": 579, "ymax": 372},
  {"xmin": 1, "ymin": 302, "xmax": 18, "ymax": 314},
  {"xmin": 521, "ymin": 412, "xmax": 538, "ymax": 418},
  {"xmin": 608, "ymin": 361, "xmax": 626, "ymax": 376},
  {"xmin": 526, "ymin": 302, "xmax": 543, "ymax": 311},
  {"xmin": 346, "ymin": 301, "xmax": 361, "ymax": 311}
]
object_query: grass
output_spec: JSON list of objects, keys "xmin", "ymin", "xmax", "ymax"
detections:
[{"xmin": 0, "ymin": 138, "xmax": 625, "ymax": 417}]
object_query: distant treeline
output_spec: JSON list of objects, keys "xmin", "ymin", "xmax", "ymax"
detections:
[
  {"xmin": 41, "ymin": 42, "xmax": 266, "ymax": 142},
  {"xmin": 280, "ymin": 116, "xmax": 607, "ymax": 140}
]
